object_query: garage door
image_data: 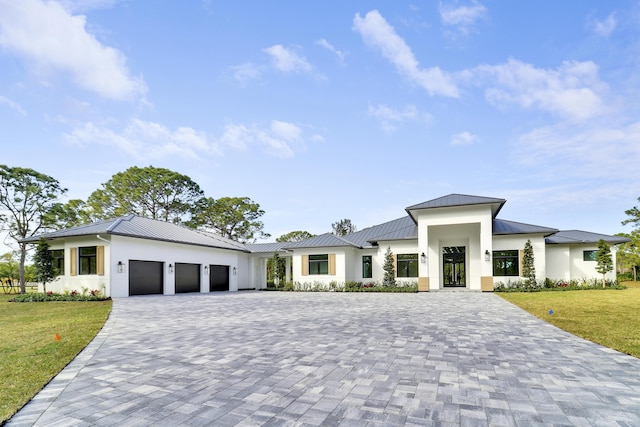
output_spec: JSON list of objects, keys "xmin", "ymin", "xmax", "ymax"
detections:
[
  {"xmin": 175, "ymin": 263, "xmax": 201, "ymax": 293},
  {"xmin": 210, "ymin": 265, "xmax": 229, "ymax": 292},
  {"xmin": 129, "ymin": 260, "xmax": 163, "ymax": 296}
]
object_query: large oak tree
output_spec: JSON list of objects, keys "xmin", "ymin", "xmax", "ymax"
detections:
[{"xmin": 0, "ymin": 165, "xmax": 66, "ymax": 292}]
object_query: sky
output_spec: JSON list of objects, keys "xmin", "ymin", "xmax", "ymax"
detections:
[{"xmin": 1, "ymin": 0, "xmax": 639, "ymax": 251}]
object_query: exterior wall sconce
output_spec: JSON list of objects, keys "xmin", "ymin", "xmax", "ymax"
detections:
[
  {"xmin": 204, "ymin": 265, "xmax": 209, "ymax": 275},
  {"xmin": 168, "ymin": 263, "xmax": 174, "ymax": 274},
  {"xmin": 485, "ymin": 250, "xmax": 491, "ymax": 261},
  {"xmin": 233, "ymin": 267, "xmax": 237, "ymax": 275},
  {"xmin": 420, "ymin": 252, "xmax": 427, "ymax": 263},
  {"xmin": 117, "ymin": 261, "xmax": 125, "ymax": 273}
]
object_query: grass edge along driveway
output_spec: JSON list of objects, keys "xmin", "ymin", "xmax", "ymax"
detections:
[
  {"xmin": 498, "ymin": 282, "xmax": 640, "ymax": 359},
  {"xmin": 0, "ymin": 295, "xmax": 112, "ymax": 423}
]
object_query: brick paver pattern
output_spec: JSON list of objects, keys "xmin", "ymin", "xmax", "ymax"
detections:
[{"xmin": 8, "ymin": 292, "xmax": 640, "ymax": 426}]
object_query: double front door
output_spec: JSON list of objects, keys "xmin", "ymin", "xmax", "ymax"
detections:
[{"xmin": 443, "ymin": 246, "xmax": 466, "ymax": 287}]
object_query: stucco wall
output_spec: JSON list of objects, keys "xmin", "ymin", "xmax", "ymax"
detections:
[
  {"xmin": 45, "ymin": 235, "xmax": 252, "ymax": 297},
  {"xmin": 492, "ymin": 234, "xmax": 547, "ymax": 283}
]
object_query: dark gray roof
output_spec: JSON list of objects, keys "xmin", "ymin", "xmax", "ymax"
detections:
[
  {"xmin": 26, "ymin": 215, "xmax": 249, "ymax": 252},
  {"xmin": 406, "ymin": 194, "xmax": 506, "ymax": 220},
  {"xmin": 345, "ymin": 216, "xmax": 416, "ymax": 247},
  {"xmin": 244, "ymin": 242, "xmax": 290, "ymax": 254},
  {"xmin": 365, "ymin": 226, "xmax": 417, "ymax": 244},
  {"xmin": 493, "ymin": 219, "xmax": 558, "ymax": 236},
  {"xmin": 283, "ymin": 233, "xmax": 360, "ymax": 249},
  {"xmin": 545, "ymin": 230, "xmax": 630, "ymax": 245}
]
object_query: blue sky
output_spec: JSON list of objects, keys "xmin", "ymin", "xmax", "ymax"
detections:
[{"xmin": 1, "ymin": 0, "xmax": 639, "ymax": 248}]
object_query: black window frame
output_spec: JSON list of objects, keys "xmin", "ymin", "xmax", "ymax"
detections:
[
  {"xmin": 308, "ymin": 254, "xmax": 329, "ymax": 275},
  {"xmin": 493, "ymin": 250, "xmax": 519, "ymax": 276},
  {"xmin": 51, "ymin": 249, "xmax": 64, "ymax": 276},
  {"xmin": 397, "ymin": 253, "xmax": 418, "ymax": 278},
  {"xmin": 79, "ymin": 246, "xmax": 97, "ymax": 275},
  {"xmin": 583, "ymin": 250, "xmax": 597, "ymax": 261},
  {"xmin": 362, "ymin": 255, "xmax": 372, "ymax": 279}
]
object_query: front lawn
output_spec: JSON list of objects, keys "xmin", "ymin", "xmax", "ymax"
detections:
[
  {"xmin": 0, "ymin": 294, "xmax": 112, "ymax": 423},
  {"xmin": 498, "ymin": 281, "xmax": 640, "ymax": 358}
]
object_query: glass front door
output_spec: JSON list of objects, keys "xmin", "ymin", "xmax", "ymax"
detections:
[{"xmin": 443, "ymin": 246, "xmax": 466, "ymax": 287}]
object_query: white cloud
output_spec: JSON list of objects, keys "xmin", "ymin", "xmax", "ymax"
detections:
[
  {"xmin": 0, "ymin": 0, "xmax": 146, "ymax": 101},
  {"xmin": 515, "ymin": 120, "xmax": 640, "ymax": 181},
  {"xmin": 451, "ymin": 131, "xmax": 478, "ymax": 145},
  {"xmin": 439, "ymin": 0, "xmax": 487, "ymax": 33},
  {"xmin": 590, "ymin": 12, "xmax": 617, "ymax": 37},
  {"xmin": 368, "ymin": 103, "xmax": 432, "ymax": 132},
  {"xmin": 316, "ymin": 38, "xmax": 345, "ymax": 63},
  {"xmin": 468, "ymin": 58, "xmax": 608, "ymax": 121},
  {"xmin": 353, "ymin": 10, "xmax": 459, "ymax": 97},
  {"xmin": 0, "ymin": 95, "xmax": 26, "ymax": 115},
  {"xmin": 263, "ymin": 45, "xmax": 313, "ymax": 74},
  {"xmin": 231, "ymin": 63, "xmax": 262, "ymax": 83},
  {"xmin": 220, "ymin": 120, "xmax": 317, "ymax": 159},
  {"xmin": 64, "ymin": 119, "xmax": 217, "ymax": 159},
  {"xmin": 219, "ymin": 123, "xmax": 253, "ymax": 150}
]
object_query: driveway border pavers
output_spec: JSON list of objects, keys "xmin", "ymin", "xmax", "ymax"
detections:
[{"xmin": 7, "ymin": 292, "xmax": 640, "ymax": 426}]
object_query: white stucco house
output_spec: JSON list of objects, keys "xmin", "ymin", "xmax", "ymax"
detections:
[{"xmin": 27, "ymin": 194, "xmax": 628, "ymax": 297}]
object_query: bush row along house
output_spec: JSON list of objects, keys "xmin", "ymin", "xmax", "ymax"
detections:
[{"xmin": 25, "ymin": 194, "xmax": 629, "ymax": 297}]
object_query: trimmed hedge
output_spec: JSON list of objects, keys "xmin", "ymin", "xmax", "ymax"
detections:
[{"xmin": 8, "ymin": 292, "xmax": 110, "ymax": 302}]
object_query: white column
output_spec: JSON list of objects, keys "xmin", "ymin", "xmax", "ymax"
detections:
[{"xmin": 285, "ymin": 256, "xmax": 291, "ymax": 284}]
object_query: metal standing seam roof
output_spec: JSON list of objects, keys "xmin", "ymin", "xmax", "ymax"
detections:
[
  {"xmin": 282, "ymin": 233, "xmax": 361, "ymax": 250},
  {"xmin": 343, "ymin": 216, "xmax": 417, "ymax": 247},
  {"xmin": 406, "ymin": 194, "xmax": 506, "ymax": 220},
  {"xmin": 25, "ymin": 214, "xmax": 250, "ymax": 252},
  {"xmin": 545, "ymin": 230, "xmax": 630, "ymax": 245},
  {"xmin": 493, "ymin": 219, "xmax": 558, "ymax": 236},
  {"xmin": 244, "ymin": 242, "xmax": 290, "ymax": 254}
]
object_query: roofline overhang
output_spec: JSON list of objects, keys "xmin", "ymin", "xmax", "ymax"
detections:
[
  {"xmin": 23, "ymin": 230, "xmax": 251, "ymax": 253},
  {"xmin": 405, "ymin": 200, "xmax": 506, "ymax": 224}
]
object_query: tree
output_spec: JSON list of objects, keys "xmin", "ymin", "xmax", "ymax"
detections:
[
  {"xmin": 43, "ymin": 199, "xmax": 93, "ymax": 229},
  {"xmin": 276, "ymin": 230, "xmax": 315, "ymax": 242},
  {"xmin": 191, "ymin": 196, "xmax": 270, "ymax": 243},
  {"xmin": 0, "ymin": 251, "xmax": 19, "ymax": 280},
  {"xmin": 382, "ymin": 246, "xmax": 396, "ymax": 287},
  {"xmin": 267, "ymin": 252, "xmax": 286, "ymax": 287},
  {"xmin": 595, "ymin": 239, "xmax": 613, "ymax": 288},
  {"xmin": 86, "ymin": 166, "xmax": 203, "ymax": 224},
  {"xmin": 33, "ymin": 238, "xmax": 56, "ymax": 293},
  {"xmin": 622, "ymin": 197, "xmax": 640, "ymax": 228},
  {"xmin": 616, "ymin": 231, "xmax": 640, "ymax": 281},
  {"xmin": 332, "ymin": 219, "xmax": 357, "ymax": 236},
  {"xmin": 0, "ymin": 165, "xmax": 66, "ymax": 293},
  {"xmin": 522, "ymin": 239, "xmax": 536, "ymax": 285}
]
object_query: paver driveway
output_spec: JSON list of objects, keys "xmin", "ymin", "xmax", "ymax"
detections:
[{"xmin": 8, "ymin": 292, "xmax": 640, "ymax": 426}]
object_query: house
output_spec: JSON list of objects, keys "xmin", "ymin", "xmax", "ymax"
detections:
[
  {"xmin": 27, "ymin": 194, "xmax": 628, "ymax": 296},
  {"xmin": 25, "ymin": 215, "xmax": 252, "ymax": 298}
]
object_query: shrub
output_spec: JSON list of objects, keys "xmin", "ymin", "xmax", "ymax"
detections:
[
  {"xmin": 8, "ymin": 291, "xmax": 110, "ymax": 302},
  {"xmin": 495, "ymin": 278, "xmax": 624, "ymax": 292}
]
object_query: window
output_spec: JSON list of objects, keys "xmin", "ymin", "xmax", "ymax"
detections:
[
  {"xmin": 362, "ymin": 255, "xmax": 372, "ymax": 278},
  {"xmin": 493, "ymin": 250, "xmax": 519, "ymax": 276},
  {"xmin": 79, "ymin": 246, "xmax": 97, "ymax": 275},
  {"xmin": 309, "ymin": 254, "xmax": 328, "ymax": 275},
  {"xmin": 583, "ymin": 250, "xmax": 597, "ymax": 261},
  {"xmin": 397, "ymin": 253, "xmax": 418, "ymax": 278},
  {"xmin": 51, "ymin": 249, "xmax": 64, "ymax": 275}
]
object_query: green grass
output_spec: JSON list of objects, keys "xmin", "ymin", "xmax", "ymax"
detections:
[
  {"xmin": 498, "ymin": 281, "xmax": 640, "ymax": 358},
  {"xmin": 0, "ymin": 294, "xmax": 112, "ymax": 423}
]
